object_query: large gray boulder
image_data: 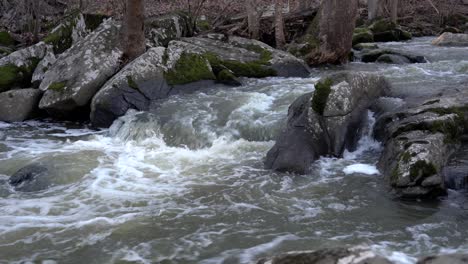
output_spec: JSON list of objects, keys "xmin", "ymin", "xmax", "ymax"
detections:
[
  {"xmin": 38, "ymin": 19, "xmax": 123, "ymax": 119},
  {"xmin": 432, "ymin": 32, "xmax": 468, "ymax": 47},
  {"xmin": 90, "ymin": 47, "xmax": 169, "ymax": 128},
  {"xmin": 0, "ymin": 89, "xmax": 42, "ymax": 122},
  {"xmin": 265, "ymin": 72, "xmax": 389, "ymax": 174},
  {"xmin": 0, "ymin": 42, "xmax": 53, "ymax": 92},
  {"xmin": 145, "ymin": 13, "xmax": 192, "ymax": 47},
  {"xmin": 375, "ymin": 93, "xmax": 468, "ymax": 198},
  {"xmin": 257, "ymin": 247, "xmax": 393, "ymax": 264}
]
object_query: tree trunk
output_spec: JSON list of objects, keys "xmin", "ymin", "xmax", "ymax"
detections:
[
  {"xmin": 367, "ymin": 0, "xmax": 381, "ymax": 21},
  {"xmin": 274, "ymin": 0, "xmax": 286, "ymax": 49},
  {"xmin": 122, "ymin": 0, "xmax": 146, "ymax": 61},
  {"xmin": 390, "ymin": 0, "xmax": 398, "ymax": 23},
  {"xmin": 247, "ymin": 0, "xmax": 260, "ymax": 40},
  {"xmin": 307, "ymin": 0, "xmax": 358, "ymax": 65}
]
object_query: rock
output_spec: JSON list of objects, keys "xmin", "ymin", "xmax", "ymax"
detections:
[
  {"xmin": 353, "ymin": 28, "xmax": 374, "ymax": 46},
  {"xmin": 265, "ymin": 72, "xmax": 389, "ymax": 174},
  {"xmin": 0, "ymin": 89, "xmax": 42, "ymax": 122},
  {"xmin": 90, "ymin": 47, "xmax": 169, "ymax": 128},
  {"xmin": 38, "ymin": 19, "xmax": 123, "ymax": 119},
  {"xmin": 417, "ymin": 254, "xmax": 468, "ymax": 264},
  {"xmin": 376, "ymin": 54, "xmax": 411, "ymax": 64},
  {"xmin": 353, "ymin": 43, "xmax": 379, "ymax": 51},
  {"xmin": 369, "ymin": 19, "xmax": 412, "ymax": 42},
  {"xmin": 432, "ymin": 32, "xmax": 468, "ymax": 47},
  {"xmin": 0, "ymin": 42, "xmax": 52, "ymax": 92},
  {"xmin": 375, "ymin": 94, "xmax": 468, "ymax": 199},
  {"xmin": 44, "ymin": 13, "xmax": 106, "ymax": 54},
  {"xmin": 0, "ymin": 45, "xmax": 14, "ymax": 59},
  {"xmin": 361, "ymin": 49, "xmax": 427, "ymax": 63},
  {"xmin": 9, "ymin": 164, "xmax": 50, "ymax": 192},
  {"xmin": 256, "ymin": 247, "xmax": 393, "ymax": 264},
  {"xmin": 31, "ymin": 49, "xmax": 57, "ymax": 87},
  {"xmin": 442, "ymin": 142, "xmax": 468, "ymax": 190},
  {"xmin": 145, "ymin": 13, "xmax": 192, "ymax": 47}
]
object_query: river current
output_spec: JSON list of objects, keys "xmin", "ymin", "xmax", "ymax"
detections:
[{"xmin": 0, "ymin": 38, "xmax": 467, "ymax": 263}]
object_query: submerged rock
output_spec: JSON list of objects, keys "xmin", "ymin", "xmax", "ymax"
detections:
[
  {"xmin": 432, "ymin": 32, "xmax": 468, "ymax": 47},
  {"xmin": 265, "ymin": 72, "xmax": 389, "ymax": 174},
  {"xmin": 375, "ymin": 93, "xmax": 468, "ymax": 198},
  {"xmin": 0, "ymin": 89, "xmax": 42, "ymax": 122},
  {"xmin": 361, "ymin": 49, "xmax": 427, "ymax": 64},
  {"xmin": 257, "ymin": 247, "xmax": 393, "ymax": 264},
  {"xmin": 38, "ymin": 19, "xmax": 123, "ymax": 119},
  {"xmin": 9, "ymin": 164, "xmax": 50, "ymax": 192},
  {"xmin": 376, "ymin": 54, "xmax": 411, "ymax": 64}
]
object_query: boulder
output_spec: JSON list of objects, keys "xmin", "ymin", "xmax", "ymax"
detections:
[
  {"xmin": 90, "ymin": 47, "xmax": 169, "ymax": 128},
  {"xmin": 369, "ymin": 19, "xmax": 412, "ymax": 42},
  {"xmin": 145, "ymin": 13, "xmax": 192, "ymax": 47},
  {"xmin": 0, "ymin": 42, "xmax": 52, "ymax": 92},
  {"xmin": 39, "ymin": 19, "xmax": 123, "ymax": 119},
  {"xmin": 353, "ymin": 43, "xmax": 379, "ymax": 51},
  {"xmin": 443, "ymin": 142, "xmax": 468, "ymax": 191},
  {"xmin": 265, "ymin": 72, "xmax": 389, "ymax": 174},
  {"xmin": 361, "ymin": 49, "xmax": 427, "ymax": 63},
  {"xmin": 417, "ymin": 254, "xmax": 468, "ymax": 264},
  {"xmin": 432, "ymin": 32, "xmax": 468, "ymax": 47},
  {"xmin": 352, "ymin": 28, "xmax": 374, "ymax": 46},
  {"xmin": 256, "ymin": 247, "xmax": 393, "ymax": 264},
  {"xmin": 375, "ymin": 94, "xmax": 468, "ymax": 199},
  {"xmin": 376, "ymin": 54, "xmax": 411, "ymax": 64},
  {"xmin": 0, "ymin": 89, "xmax": 42, "ymax": 122},
  {"xmin": 91, "ymin": 35, "xmax": 308, "ymax": 127},
  {"xmin": 9, "ymin": 164, "xmax": 50, "ymax": 192}
]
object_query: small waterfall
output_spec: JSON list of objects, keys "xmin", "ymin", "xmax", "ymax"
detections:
[
  {"xmin": 343, "ymin": 110, "xmax": 382, "ymax": 160},
  {"xmin": 109, "ymin": 110, "xmax": 162, "ymax": 142}
]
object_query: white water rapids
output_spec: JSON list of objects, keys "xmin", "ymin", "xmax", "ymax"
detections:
[{"xmin": 0, "ymin": 37, "xmax": 467, "ymax": 263}]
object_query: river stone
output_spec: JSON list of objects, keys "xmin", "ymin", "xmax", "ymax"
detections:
[
  {"xmin": 90, "ymin": 47, "xmax": 169, "ymax": 128},
  {"xmin": 9, "ymin": 164, "xmax": 50, "ymax": 192},
  {"xmin": 375, "ymin": 93, "xmax": 468, "ymax": 199},
  {"xmin": 376, "ymin": 54, "xmax": 411, "ymax": 64},
  {"xmin": 361, "ymin": 49, "xmax": 427, "ymax": 63},
  {"xmin": 0, "ymin": 42, "xmax": 52, "ymax": 92},
  {"xmin": 256, "ymin": 247, "xmax": 393, "ymax": 264},
  {"xmin": 38, "ymin": 19, "xmax": 123, "ymax": 119},
  {"xmin": 417, "ymin": 254, "xmax": 468, "ymax": 264},
  {"xmin": 265, "ymin": 72, "xmax": 389, "ymax": 174},
  {"xmin": 0, "ymin": 89, "xmax": 42, "ymax": 122},
  {"xmin": 432, "ymin": 32, "xmax": 468, "ymax": 47}
]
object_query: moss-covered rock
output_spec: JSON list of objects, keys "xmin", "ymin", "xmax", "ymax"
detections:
[
  {"xmin": 0, "ymin": 31, "xmax": 15, "ymax": 46},
  {"xmin": 353, "ymin": 43, "xmax": 379, "ymax": 51},
  {"xmin": 312, "ymin": 78, "xmax": 333, "ymax": 115},
  {"xmin": 145, "ymin": 13, "xmax": 192, "ymax": 47},
  {"xmin": 369, "ymin": 19, "xmax": 397, "ymax": 33},
  {"xmin": 164, "ymin": 52, "xmax": 216, "ymax": 85},
  {"xmin": 361, "ymin": 49, "xmax": 426, "ymax": 63},
  {"xmin": 352, "ymin": 29, "xmax": 374, "ymax": 46},
  {"xmin": 216, "ymin": 69, "xmax": 241, "ymax": 86},
  {"xmin": 0, "ymin": 58, "xmax": 41, "ymax": 92},
  {"xmin": 48, "ymin": 81, "xmax": 67, "ymax": 91}
]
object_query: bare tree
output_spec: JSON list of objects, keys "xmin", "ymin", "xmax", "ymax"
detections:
[
  {"xmin": 367, "ymin": 0, "xmax": 382, "ymax": 21},
  {"xmin": 307, "ymin": 0, "xmax": 359, "ymax": 65},
  {"xmin": 274, "ymin": 0, "xmax": 286, "ymax": 49},
  {"xmin": 247, "ymin": 0, "xmax": 260, "ymax": 39},
  {"xmin": 122, "ymin": 0, "xmax": 146, "ymax": 61},
  {"xmin": 390, "ymin": 0, "xmax": 398, "ymax": 23}
]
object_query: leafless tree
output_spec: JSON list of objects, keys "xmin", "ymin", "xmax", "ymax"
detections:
[
  {"xmin": 274, "ymin": 0, "xmax": 286, "ymax": 49},
  {"xmin": 122, "ymin": 0, "xmax": 146, "ymax": 61},
  {"xmin": 247, "ymin": 0, "xmax": 260, "ymax": 39}
]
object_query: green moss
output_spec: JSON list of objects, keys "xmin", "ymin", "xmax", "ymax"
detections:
[
  {"xmin": 369, "ymin": 19, "xmax": 397, "ymax": 33},
  {"xmin": 126, "ymin": 75, "xmax": 138, "ymax": 89},
  {"xmin": 83, "ymin": 14, "xmax": 108, "ymax": 31},
  {"xmin": 44, "ymin": 22, "xmax": 75, "ymax": 54},
  {"xmin": 164, "ymin": 52, "xmax": 216, "ymax": 86},
  {"xmin": 0, "ymin": 64, "xmax": 20, "ymax": 91},
  {"xmin": 48, "ymin": 81, "xmax": 67, "ymax": 91},
  {"xmin": 204, "ymin": 52, "xmax": 276, "ymax": 79},
  {"xmin": 196, "ymin": 20, "xmax": 211, "ymax": 31},
  {"xmin": 312, "ymin": 78, "xmax": 333, "ymax": 115},
  {"xmin": 0, "ymin": 31, "xmax": 15, "ymax": 46},
  {"xmin": 401, "ymin": 151, "xmax": 412, "ymax": 163},
  {"xmin": 217, "ymin": 69, "xmax": 235, "ymax": 81},
  {"xmin": 400, "ymin": 30, "xmax": 412, "ymax": 40},
  {"xmin": 352, "ymin": 31, "xmax": 374, "ymax": 46},
  {"xmin": 409, "ymin": 160, "xmax": 437, "ymax": 182}
]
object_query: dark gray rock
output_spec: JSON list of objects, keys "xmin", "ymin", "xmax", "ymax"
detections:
[
  {"xmin": 145, "ymin": 13, "xmax": 192, "ymax": 47},
  {"xmin": 443, "ymin": 141, "xmax": 468, "ymax": 190},
  {"xmin": 417, "ymin": 254, "xmax": 468, "ymax": 264},
  {"xmin": 265, "ymin": 72, "xmax": 389, "ymax": 174},
  {"xmin": 376, "ymin": 54, "xmax": 411, "ymax": 64},
  {"xmin": 361, "ymin": 49, "xmax": 427, "ymax": 63},
  {"xmin": 38, "ymin": 19, "xmax": 123, "ymax": 119},
  {"xmin": 9, "ymin": 164, "xmax": 50, "ymax": 192},
  {"xmin": 0, "ymin": 89, "xmax": 42, "ymax": 122},
  {"xmin": 257, "ymin": 247, "xmax": 394, "ymax": 264}
]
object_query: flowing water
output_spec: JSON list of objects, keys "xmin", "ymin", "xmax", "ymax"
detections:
[{"xmin": 0, "ymin": 38, "xmax": 467, "ymax": 263}]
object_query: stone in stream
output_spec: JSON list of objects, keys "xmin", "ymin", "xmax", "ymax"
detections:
[
  {"xmin": 91, "ymin": 34, "xmax": 309, "ymax": 127},
  {"xmin": 0, "ymin": 89, "xmax": 43, "ymax": 122},
  {"xmin": 38, "ymin": 19, "xmax": 123, "ymax": 119},
  {"xmin": 432, "ymin": 32, "xmax": 468, "ymax": 47},
  {"xmin": 361, "ymin": 49, "xmax": 427, "ymax": 64},
  {"xmin": 256, "ymin": 247, "xmax": 394, "ymax": 264},
  {"xmin": 375, "ymin": 93, "xmax": 468, "ymax": 199},
  {"xmin": 376, "ymin": 54, "xmax": 411, "ymax": 64},
  {"xmin": 9, "ymin": 164, "xmax": 50, "ymax": 192},
  {"xmin": 265, "ymin": 72, "xmax": 389, "ymax": 174},
  {"xmin": 417, "ymin": 254, "xmax": 468, "ymax": 264}
]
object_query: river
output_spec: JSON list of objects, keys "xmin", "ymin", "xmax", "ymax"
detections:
[{"xmin": 0, "ymin": 37, "xmax": 467, "ymax": 263}]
